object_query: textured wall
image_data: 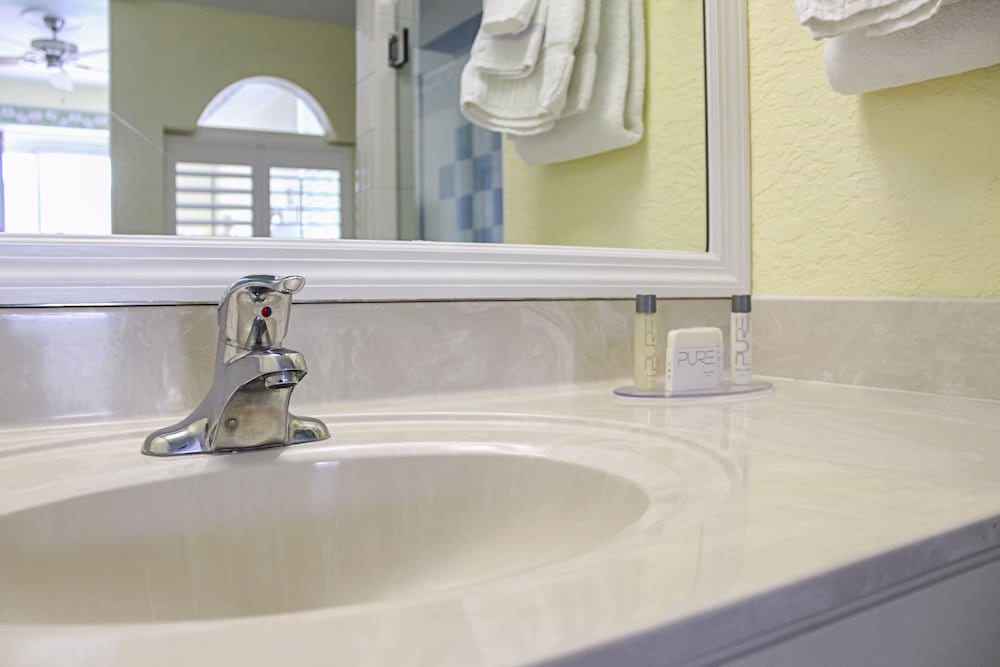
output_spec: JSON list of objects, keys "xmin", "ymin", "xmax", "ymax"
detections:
[
  {"xmin": 0, "ymin": 79, "xmax": 108, "ymax": 112},
  {"xmin": 502, "ymin": 0, "xmax": 706, "ymax": 251},
  {"xmin": 749, "ymin": 4, "xmax": 1000, "ymax": 297},
  {"xmin": 110, "ymin": 0, "xmax": 355, "ymax": 235}
]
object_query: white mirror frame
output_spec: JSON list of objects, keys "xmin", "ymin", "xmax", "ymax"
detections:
[{"xmin": 0, "ymin": 0, "xmax": 747, "ymax": 306}]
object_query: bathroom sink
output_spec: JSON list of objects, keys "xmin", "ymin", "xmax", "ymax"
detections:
[
  {"xmin": 0, "ymin": 419, "xmax": 646, "ymax": 625},
  {"xmin": 0, "ymin": 414, "xmax": 731, "ymax": 627}
]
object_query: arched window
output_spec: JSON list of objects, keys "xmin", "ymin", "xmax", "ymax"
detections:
[
  {"xmin": 198, "ymin": 77, "xmax": 333, "ymax": 138},
  {"xmin": 165, "ymin": 77, "xmax": 352, "ymax": 239}
]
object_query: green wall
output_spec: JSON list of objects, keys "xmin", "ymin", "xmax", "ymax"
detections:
[
  {"xmin": 749, "ymin": 3, "xmax": 1000, "ymax": 297},
  {"xmin": 504, "ymin": 2, "xmax": 1000, "ymax": 296},
  {"xmin": 110, "ymin": 0, "xmax": 355, "ymax": 235},
  {"xmin": 502, "ymin": 0, "xmax": 707, "ymax": 251},
  {"xmin": 0, "ymin": 79, "xmax": 107, "ymax": 112}
]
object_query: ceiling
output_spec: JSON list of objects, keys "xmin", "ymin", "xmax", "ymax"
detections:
[
  {"xmin": 0, "ymin": 0, "xmax": 355, "ymax": 89},
  {"xmin": 0, "ymin": 0, "xmax": 109, "ymax": 87}
]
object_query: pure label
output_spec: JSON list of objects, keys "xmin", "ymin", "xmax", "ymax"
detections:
[{"xmin": 667, "ymin": 344, "xmax": 723, "ymax": 391}]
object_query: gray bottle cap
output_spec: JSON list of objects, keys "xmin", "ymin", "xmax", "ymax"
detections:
[
  {"xmin": 635, "ymin": 294, "xmax": 657, "ymax": 313},
  {"xmin": 732, "ymin": 295, "xmax": 752, "ymax": 313}
]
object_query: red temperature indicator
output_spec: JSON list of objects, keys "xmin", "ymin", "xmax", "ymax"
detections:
[{"xmin": 261, "ymin": 306, "xmax": 273, "ymax": 318}]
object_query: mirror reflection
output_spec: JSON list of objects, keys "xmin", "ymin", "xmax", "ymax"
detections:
[{"xmin": 0, "ymin": 0, "xmax": 706, "ymax": 251}]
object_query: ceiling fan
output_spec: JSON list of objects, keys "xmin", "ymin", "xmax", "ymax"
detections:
[{"xmin": 0, "ymin": 10, "xmax": 106, "ymax": 92}]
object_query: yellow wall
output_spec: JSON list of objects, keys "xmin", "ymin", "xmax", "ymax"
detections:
[
  {"xmin": 749, "ymin": 4, "xmax": 1000, "ymax": 297},
  {"xmin": 505, "ymin": 3, "xmax": 1000, "ymax": 296},
  {"xmin": 110, "ymin": 0, "xmax": 355, "ymax": 235},
  {"xmin": 502, "ymin": 0, "xmax": 706, "ymax": 251},
  {"xmin": 0, "ymin": 79, "xmax": 107, "ymax": 112}
]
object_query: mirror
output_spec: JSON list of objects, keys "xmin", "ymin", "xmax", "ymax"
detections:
[
  {"xmin": 0, "ymin": 0, "xmax": 747, "ymax": 305},
  {"xmin": 0, "ymin": 0, "xmax": 705, "ymax": 251},
  {"xmin": 402, "ymin": 0, "xmax": 706, "ymax": 251}
]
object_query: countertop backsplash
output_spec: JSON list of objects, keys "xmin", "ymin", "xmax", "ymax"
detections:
[
  {"xmin": 753, "ymin": 296, "xmax": 1000, "ymax": 401},
  {"xmin": 5, "ymin": 298, "xmax": 729, "ymax": 426},
  {"xmin": 7, "ymin": 294, "xmax": 997, "ymax": 428}
]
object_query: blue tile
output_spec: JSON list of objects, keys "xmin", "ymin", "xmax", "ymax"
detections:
[
  {"xmin": 455, "ymin": 159, "xmax": 474, "ymax": 196},
  {"xmin": 472, "ymin": 191, "xmax": 491, "ymax": 228},
  {"xmin": 421, "ymin": 13, "xmax": 481, "ymax": 55},
  {"xmin": 456, "ymin": 195, "xmax": 474, "ymax": 230},
  {"xmin": 473, "ymin": 155, "xmax": 493, "ymax": 192},
  {"xmin": 473, "ymin": 228, "xmax": 492, "ymax": 243},
  {"xmin": 455, "ymin": 124, "xmax": 473, "ymax": 160},
  {"xmin": 472, "ymin": 125, "xmax": 493, "ymax": 155},
  {"xmin": 492, "ymin": 187, "xmax": 504, "ymax": 227},
  {"xmin": 491, "ymin": 131, "xmax": 502, "ymax": 151},
  {"xmin": 438, "ymin": 163, "xmax": 456, "ymax": 200},
  {"xmin": 491, "ymin": 151, "xmax": 503, "ymax": 190}
]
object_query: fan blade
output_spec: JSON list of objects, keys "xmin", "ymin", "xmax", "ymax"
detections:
[
  {"xmin": 47, "ymin": 66, "xmax": 73, "ymax": 92},
  {"xmin": 76, "ymin": 47, "xmax": 108, "ymax": 59},
  {"xmin": 0, "ymin": 33, "xmax": 23, "ymax": 51},
  {"xmin": 70, "ymin": 62, "xmax": 107, "ymax": 73},
  {"xmin": 0, "ymin": 55, "xmax": 25, "ymax": 65}
]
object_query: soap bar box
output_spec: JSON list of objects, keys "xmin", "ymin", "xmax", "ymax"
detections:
[{"xmin": 665, "ymin": 327, "xmax": 724, "ymax": 392}]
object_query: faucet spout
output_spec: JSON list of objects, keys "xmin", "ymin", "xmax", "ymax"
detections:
[
  {"xmin": 264, "ymin": 371, "xmax": 300, "ymax": 389},
  {"xmin": 142, "ymin": 275, "xmax": 329, "ymax": 457}
]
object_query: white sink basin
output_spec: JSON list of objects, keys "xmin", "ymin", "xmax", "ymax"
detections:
[
  {"xmin": 0, "ymin": 413, "xmax": 733, "ymax": 629},
  {"xmin": 0, "ymin": 453, "xmax": 646, "ymax": 624}
]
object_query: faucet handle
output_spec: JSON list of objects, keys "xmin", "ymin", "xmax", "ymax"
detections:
[
  {"xmin": 218, "ymin": 274, "xmax": 305, "ymax": 353},
  {"xmin": 220, "ymin": 275, "xmax": 304, "ymax": 303}
]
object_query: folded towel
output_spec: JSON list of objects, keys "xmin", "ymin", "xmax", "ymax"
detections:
[
  {"xmin": 514, "ymin": 0, "xmax": 644, "ymax": 164},
  {"xmin": 560, "ymin": 0, "xmax": 601, "ymax": 117},
  {"xmin": 469, "ymin": 15, "xmax": 545, "ymax": 78},
  {"xmin": 796, "ymin": 0, "xmax": 956, "ymax": 38},
  {"xmin": 482, "ymin": 0, "xmax": 539, "ymax": 35},
  {"xmin": 461, "ymin": 0, "xmax": 586, "ymax": 135},
  {"xmin": 824, "ymin": 0, "xmax": 1000, "ymax": 93}
]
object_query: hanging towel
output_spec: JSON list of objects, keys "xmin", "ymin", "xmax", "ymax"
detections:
[
  {"xmin": 560, "ymin": 0, "xmax": 602, "ymax": 117},
  {"xmin": 460, "ymin": 0, "xmax": 586, "ymax": 135},
  {"xmin": 514, "ymin": 0, "xmax": 644, "ymax": 164},
  {"xmin": 795, "ymin": 0, "xmax": 959, "ymax": 39},
  {"xmin": 482, "ymin": 0, "xmax": 540, "ymax": 35},
  {"xmin": 468, "ymin": 11, "xmax": 546, "ymax": 78},
  {"xmin": 824, "ymin": 0, "xmax": 1000, "ymax": 94}
]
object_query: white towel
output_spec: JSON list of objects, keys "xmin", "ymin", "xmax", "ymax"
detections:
[
  {"xmin": 795, "ymin": 0, "xmax": 956, "ymax": 38},
  {"xmin": 469, "ymin": 16, "xmax": 545, "ymax": 78},
  {"xmin": 824, "ymin": 0, "xmax": 1000, "ymax": 94},
  {"xmin": 461, "ymin": 0, "xmax": 586, "ymax": 135},
  {"xmin": 560, "ymin": 0, "xmax": 601, "ymax": 117},
  {"xmin": 514, "ymin": 0, "xmax": 644, "ymax": 164},
  {"xmin": 482, "ymin": 0, "xmax": 539, "ymax": 35}
]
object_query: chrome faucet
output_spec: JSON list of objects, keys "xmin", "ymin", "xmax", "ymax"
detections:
[{"xmin": 143, "ymin": 275, "xmax": 329, "ymax": 456}]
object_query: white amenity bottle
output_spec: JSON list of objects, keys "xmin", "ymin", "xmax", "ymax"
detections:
[
  {"xmin": 633, "ymin": 294, "xmax": 658, "ymax": 392},
  {"xmin": 730, "ymin": 295, "xmax": 752, "ymax": 385}
]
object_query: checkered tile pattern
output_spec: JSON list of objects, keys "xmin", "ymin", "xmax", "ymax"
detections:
[
  {"xmin": 443, "ymin": 123, "xmax": 503, "ymax": 242},
  {"xmin": 418, "ymin": 38, "xmax": 504, "ymax": 243}
]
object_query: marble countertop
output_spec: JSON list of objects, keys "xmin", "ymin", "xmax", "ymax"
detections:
[{"xmin": 1, "ymin": 377, "xmax": 999, "ymax": 666}]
